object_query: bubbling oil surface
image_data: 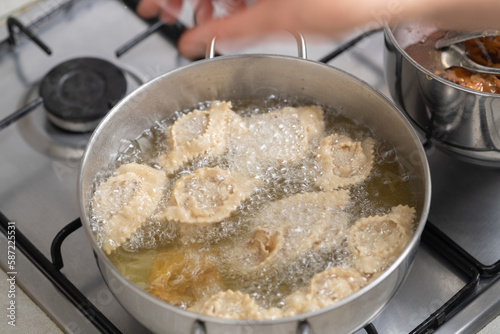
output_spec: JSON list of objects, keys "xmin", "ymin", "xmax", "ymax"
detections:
[{"xmin": 100, "ymin": 97, "xmax": 417, "ymax": 312}]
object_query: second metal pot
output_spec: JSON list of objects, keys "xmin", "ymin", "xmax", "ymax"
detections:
[{"xmin": 384, "ymin": 23, "xmax": 500, "ymax": 166}]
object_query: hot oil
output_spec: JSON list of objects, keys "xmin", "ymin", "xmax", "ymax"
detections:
[
  {"xmin": 109, "ymin": 248, "xmax": 159, "ymax": 289},
  {"xmin": 98, "ymin": 97, "xmax": 417, "ymax": 313},
  {"xmin": 216, "ymin": 245, "xmax": 353, "ymax": 308}
]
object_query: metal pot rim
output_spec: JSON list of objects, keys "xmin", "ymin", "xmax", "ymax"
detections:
[
  {"xmin": 78, "ymin": 53, "xmax": 431, "ymax": 327},
  {"xmin": 384, "ymin": 24, "xmax": 500, "ymax": 98}
]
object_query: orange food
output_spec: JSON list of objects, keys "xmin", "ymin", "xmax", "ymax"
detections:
[
  {"xmin": 437, "ymin": 36, "xmax": 500, "ymax": 94},
  {"xmin": 435, "ymin": 67, "xmax": 500, "ymax": 94},
  {"xmin": 405, "ymin": 31, "xmax": 500, "ymax": 94},
  {"xmin": 148, "ymin": 247, "xmax": 224, "ymax": 309},
  {"xmin": 465, "ymin": 36, "xmax": 500, "ymax": 68}
]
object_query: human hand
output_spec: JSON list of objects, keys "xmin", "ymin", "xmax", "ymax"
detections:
[
  {"xmin": 137, "ymin": 0, "xmax": 374, "ymax": 58},
  {"xmin": 137, "ymin": 0, "xmax": 500, "ymax": 59},
  {"xmin": 137, "ymin": 0, "xmax": 247, "ymax": 27}
]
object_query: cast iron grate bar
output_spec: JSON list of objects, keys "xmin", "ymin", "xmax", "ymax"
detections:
[
  {"xmin": 0, "ymin": 97, "xmax": 44, "ymax": 132},
  {"xmin": 318, "ymin": 28, "xmax": 382, "ymax": 64},
  {"xmin": 118, "ymin": 0, "xmax": 186, "ymax": 57},
  {"xmin": 0, "ymin": 0, "xmax": 82, "ymax": 55},
  {"xmin": 426, "ymin": 221, "xmax": 500, "ymax": 277},
  {"xmin": 0, "ymin": 211, "xmax": 122, "ymax": 334},
  {"xmin": 363, "ymin": 323, "xmax": 378, "ymax": 334},
  {"xmin": 410, "ymin": 221, "xmax": 489, "ymax": 334},
  {"xmin": 50, "ymin": 218, "xmax": 84, "ymax": 270},
  {"xmin": 429, "ymin": 223, "xmax": 500, "ymax": 277},
  {"xmin": 116, "ymin": 20, "xmax": 164, "ymax": 57},
  {"xmin": 7, "ymin": 17, "xmax": 52, "ymax": 55},
  {"xmin": 115, "ymin": 20, "xmax": 185, "ymax": 58}
]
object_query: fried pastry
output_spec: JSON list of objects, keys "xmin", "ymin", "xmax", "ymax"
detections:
[
  {"xmin": 92, "ymin": 99, "xmax": 419, "ymax": 321},
  {"xmin": 283, "ymin": 267, "xmax": 367, "ymax": 316},
  {"xmin": 194, "ymin": 290, "xmax": 262, "ymax": 320},
  {"xmin": 233, "ymin": 190, "xmax": 350, "ymax": 272},
  {"xmin": 158, "ymin": 101, "xmax": 244, "ymax": 174},
  {"xmin": 92, "ymin": 163, "xmax": 166, "ymax": 254},
  {"xmin": 245, "ymin": 226, "xmax": 285, "ymax": 269},
  {"xmin": 315, "ymin": 134, "xmax": 376, "ymax": 190},
  {"xmin": 148, "ymin": 247, "xmax": 224, "ymax": 309},
  {"xmin": 157, "ymin": 166, "xmax": 259, "ymax": 224},
  {"xmin": 227, "ymin": 105, "xmax": 325, "ymax": 175},
  {"xmin": 348, "ymin": 205, "xmax": 416, "ymax": 274},
  {"xmin": 294, "ymin": 105, "xmax": 326, "ymax": 141},
  {"xmin": 259, "ymin": 306, "xmax": 283, "ymax": 320},
  {"xmin": 226, "ymin": 108, "xmax": 249, "ymax": 142}
]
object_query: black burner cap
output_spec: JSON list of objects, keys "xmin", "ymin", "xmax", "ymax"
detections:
[{"xmin": 40, "ymin": 57, "xmax": 127, "ymax": 132}]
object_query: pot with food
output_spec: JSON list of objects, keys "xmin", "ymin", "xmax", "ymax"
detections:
[
  {"xmin": 79, "ymin": 41, "xmax": 430, "ymax": 334},
  {"xmin": 384, "ymin": 21, "xmax": 500, "ymax": 166}
]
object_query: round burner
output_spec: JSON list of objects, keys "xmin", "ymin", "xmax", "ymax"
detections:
[{"xmin": 39, "ymin": 57, "xmax": 127, "ymax": 132}]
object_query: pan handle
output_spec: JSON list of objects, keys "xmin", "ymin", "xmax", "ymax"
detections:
[
  {"xmin": 190, "ymin": 319, "xmax": 312, "ymax": 334},
  {"xmin": 205, "ymin": 31, "xmax": 308, "ymax": 60},
  {"xmin": 191, "ymin": 320, "xmax": 205, "ymax": 334}
]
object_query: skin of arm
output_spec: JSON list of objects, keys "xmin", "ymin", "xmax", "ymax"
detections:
[{"xmin": 137, "ymin": 0, "xmax": 500, "ymax": 58}]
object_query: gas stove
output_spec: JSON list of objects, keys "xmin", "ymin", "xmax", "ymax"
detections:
[{"xmin": 0, "ymin": 1, "xmax": 499, "ymax": 333}]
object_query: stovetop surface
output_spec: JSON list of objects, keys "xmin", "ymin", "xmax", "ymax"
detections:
[{"xmin": 0, "ymin": 1, "xmax": 499, "ymax": 333}]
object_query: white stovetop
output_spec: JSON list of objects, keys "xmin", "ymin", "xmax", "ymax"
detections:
[{"xmin": 0, "ymin": 0, "xmax": 498, "ymax": 333}]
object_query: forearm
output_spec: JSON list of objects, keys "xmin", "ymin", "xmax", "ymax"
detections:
[
  {"xmin": 137, "ymin": 0, "xmax": 500, "ymax": 58},
  {"xmin": 396, "ymin": 0, "xmax": 500, "ymax": 30}
]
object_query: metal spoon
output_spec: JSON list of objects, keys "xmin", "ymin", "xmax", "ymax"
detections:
[
  {"xmin": 434, "ymin": 30, "xmax": 500, "ymax": 49},
  {"xmin": 441, "ymin": 44, "xmax": 500, "ymax": 75}
]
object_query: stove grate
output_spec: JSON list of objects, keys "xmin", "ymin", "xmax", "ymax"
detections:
[{"xmin": 0, "ymin": 211, "xmax": 121, "ymax": 334}]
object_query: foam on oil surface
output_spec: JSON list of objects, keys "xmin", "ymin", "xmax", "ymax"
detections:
[{"xmin": 90, "ymin": 97, "xmax": 417, "ymax": 311}]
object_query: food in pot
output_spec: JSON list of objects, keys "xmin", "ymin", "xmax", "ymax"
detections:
[
  {"xmin": 91, "ymin": 100, "xmax": 417, "ymax": 320},
  {"xmin": 228, "ymin": 190, "xmax": 350, "ymax": 273},
  {"xmin": 155, "ymin": 166, "xmax": 259, "ymax": 224},
  {"xmin": 437, "ymin": 67, "xmax": 500, "ymax": 93},
  {"xmin": 91, "ymin": 163, "xmax": 166, "ymax": 254},
  {"xmin": 148, "ymin": 247, "xmax": 224, "ymax": 309},
  {"xmin": 348, "ymin": 205, "xmax": 415, "ymax": 274},
  {"xmin": 226, "ymin": 105, "xmax": 324, "ymax": 175},
  {"xmin": 195, "ymin": 290, "xmax": 261, "ymax": 319},
  {"xmin": 158, "ymin": 101, "xmax": 241, "ymax": 174},
  {"xmin": 283, "ymin": 267, "xmax": 368, "ymax": 316},
  {"xmin": 465, "ymin": 36, "xmax": 500, "ymax": 68},
  {"xmin": 315, "ymin": 134, "xmax": 375, "ymax": 191},
  {"xmin": 405, "ymin": 31, "xmax": 500, "ymax": 93}
]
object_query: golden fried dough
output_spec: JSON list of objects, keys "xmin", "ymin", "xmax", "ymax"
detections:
[
  {"xmin": 92, "ymin": 163, "xmax": 166, "ymax": 254},
  {"xmin": 316, "ymin": 134, "xmax": 376, "ymax": 190},
  {"xmin": 148, "ymin": 247, "xmax": 224, "ymax": 309},
  {"xmin": 348, "ymin": 205, "xmax": 416, "ymax": 274},
  {"xmin": 157, "ymin": 166, "xmax": 259, "ymax": 224}
]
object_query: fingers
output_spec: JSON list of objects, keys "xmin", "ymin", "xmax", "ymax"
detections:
[
  {"xmin": 136, "ymin": 0, "xmax": 183, "ymax": 24},
  {"xmin": 137, "ymin": 0, "xmax": 349, "ymax": 59},
  {"xmin": 179, "ymin": 1, "xmax": 283, "ymax": 58},
  {"xmin": 194, "ymin": 0, "xmax": 247, "ymax": 25},
  {"xmin": 217, "ymin": 0, "xmax": 247, "ymax": 13},
  {"xmin": 177, "ymin": 0, "xmax": 376, "ymax": 59},
  {"xmin": 194, "ymin": 0, "xmax": 214, "ymax": 24},
  {"xmin": 136, "ymin": 0, "xmax": 245, "ymax": 25},
  {"xmin": 161, "ymin": 0, "xmax": 183, "ymax": 23},
  {"xmin": 136, "ymin": 0, "xmax": 162, "ymax": 18}
]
